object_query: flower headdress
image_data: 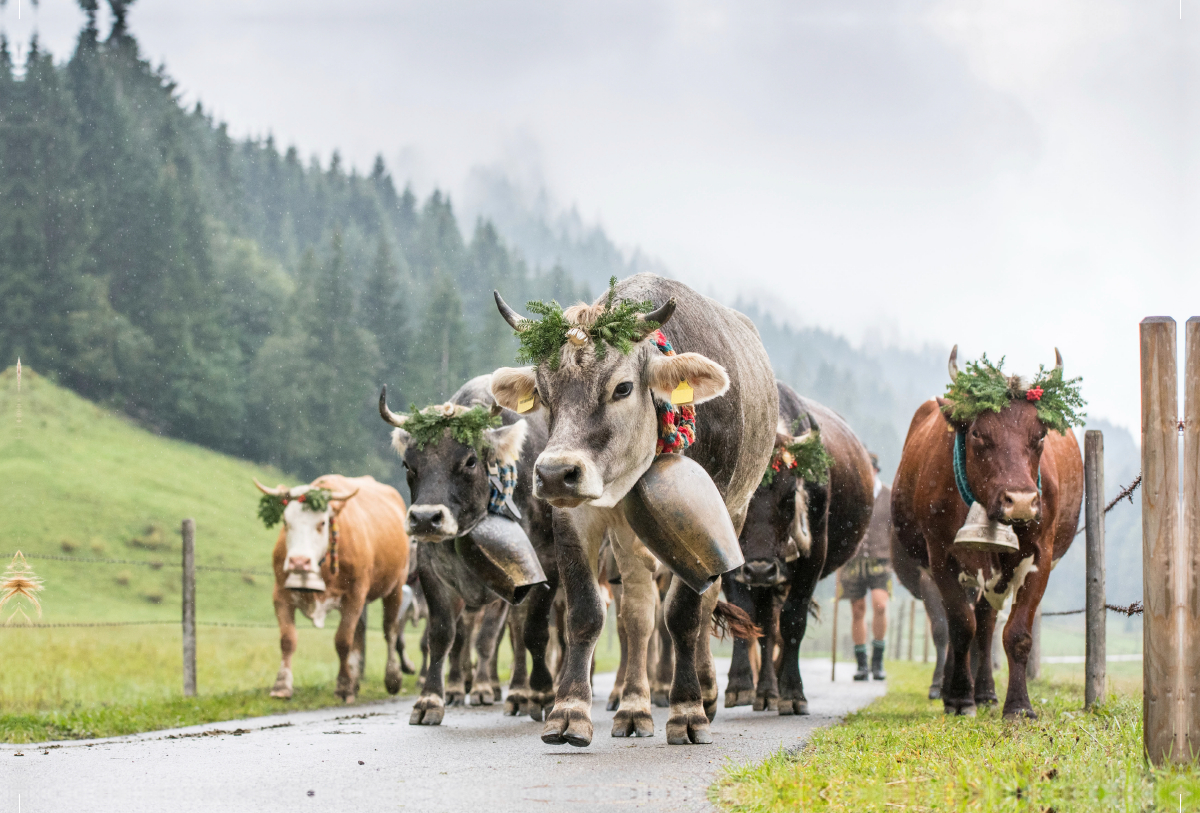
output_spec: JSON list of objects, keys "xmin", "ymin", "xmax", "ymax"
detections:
[
  {"xmin": 941, "ymin": 351, "xmax": 1085, "ymax": 433},
  {"xmin": 400, "ymin": 403, "xmax": 503, "ymax": 452},
  {"xmin": 762, "ymin": 421, "xmax": 834, "ymax": 487},
  {"xmin": 258, "ymin": 487, "xmax": 334, "ymax": 529}
]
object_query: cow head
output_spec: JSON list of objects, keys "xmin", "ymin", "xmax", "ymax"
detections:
[
  {"xmin": 735, "ymin": 423, "xmax": 815, "ymax": 587},
  {"xmin": 940, "ymin": 345, "xmax": 1060, "ymax": 525},
  {"xmin": 488, "ymin": 291, "xmax": 729, "ymax": 509},
  {"xmin": 255, "ymin": 479, "xmax": 359, "ymax": 590},
  {"xmin": 380, "ymin": 390, "xmax": 529, "ymax": 541}
]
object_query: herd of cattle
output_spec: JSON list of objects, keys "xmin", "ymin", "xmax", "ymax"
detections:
[{"xmin": 256, "ymin": 272, "xmax": 1084, "ymax": 748}]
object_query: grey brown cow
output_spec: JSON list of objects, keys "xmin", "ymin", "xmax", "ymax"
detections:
[{"xmin": 490, "ymin": 273, "xmax": 776, "ymax": 746}]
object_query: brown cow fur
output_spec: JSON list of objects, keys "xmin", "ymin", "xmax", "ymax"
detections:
[
  {"xmin": 271, "ymin": 475, "xmax": 410, "ymax": 704},
  {"xmin": 892, "ymin": 397, "xmax": 1082, "ymax": 719}
]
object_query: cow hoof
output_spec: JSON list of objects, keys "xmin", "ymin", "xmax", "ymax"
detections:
[
  {"xmin": 928, "ymin": 686, "xmax": 942, "ymax": 700},
  {"xmin": 752, "ymin": 694, "xmax": 777, "ymax": 712},
  {"xmin": 1003, "ymin": 707, "xmax": 1038, "ymax": 721},
  {"xmin": 606, "ymin": 692, "xmax": 621, "ymax": 711},
  {"xmin": 725, "ymin": 689, "xmax": 755, "ymax": 708},
  {"xmin": 525, "ymin": 691, "xmax": 554, "ymax": 722},
  {"xmin": 445, "ymin": 688, "xmax": 465, "ymax": 707},
  {"xmin": 270, "ymin": 668, "xmax": 294, "ymax": 699},
  {"xmin": 666, "ymin": 707, "xmax": 712, "ymax": 745},
  {"xmin": 703, "ymin": 698, "xmax": 718, "ymax": 722},
  {"xmin": 269, "ymin": 688, "xmax": 293, "ymax": 699},
  {"xmin": 612, "ymin": 707, "xmax": 655, "ymax": 738},
  {"xmin": 471, "ymin": 687, "xmax": 495, "ymax": 706},
  {"xmin": 385, "ymin": 665, "xmax": 403, "ymax": 696},
  {"xmin": 780, "ymin": 700, "xmax": 808, "ymax": 716},
  {"xmin": 505, "ymin": 689, "xmax": 527, "ymax": 716},
  {"xmin": 943, "ymin": 700, "xmax": 976, "ymax": 717},
  {"xmin": 542, "ymin": 708, "xmax": 593, "ymax": 747},
  {"xmin": 976, "ymin": 692, "xmax": 999, "ymax": 706},
  {"xmin": 409, "ymin": 695, "xmax": 445, "ymax": 726},
  {"xmin": 652, "ymin": 689, "xmax": 671, "ymax": 708}
]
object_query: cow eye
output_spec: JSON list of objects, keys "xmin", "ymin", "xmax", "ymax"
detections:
[
  {"xmin": 465, "ymin": 455, "xmax": 477, "ymax": 469},
  {"xmin": 612, "ymin": 381, "xmax": 634, "ymax": 400},
  {"xmin": 316, "ymin": 521, "xmax": 325, "ymax": 532}
]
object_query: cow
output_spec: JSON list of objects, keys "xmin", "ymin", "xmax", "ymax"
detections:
[
  {"xmin": 257, "ymin": 474, "xmax": 410, "ymax": 704},
  {"xmin": 889, "ymin": 536, "xmax": 950, "ymax": 700},
  {"xmin": 490, "ymin": 273, "xmax": 777, "ymax": 746},
  {"xmin": 724, "ymin": 382, "xmax": 875, "ymax": 714},
  {"xmin": 379, "ymin": 375, "xmax": 560, "ymax": 726},
  {"xmin": 892, "ymin": 348, "xmax": 1083, "ymax": 718}
]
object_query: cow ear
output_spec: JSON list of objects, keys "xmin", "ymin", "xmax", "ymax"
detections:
[
  {"xmin": 936, "ymin": 397, "xmax": 969, "ymax": 432},
  {"xmin": 647, "ymin": 352, "xmax": 729, "ymax": 405},
  {"xmin": 391, "ymin": 427, "xmax": 412, "ymax": 457},
  {"xmin": 484, "ymin": 420, "xmax": 529, "ymax": 463},
  {"xmin": 490, "ymin": 366, "xmax": 540, "ymax": 413}
]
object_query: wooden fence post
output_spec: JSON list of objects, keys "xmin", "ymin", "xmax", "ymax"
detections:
[
  {"xmin": 1183, "ymin": 318, "xmax": 1200, "ymax": 758},
  {"xmin": 907, "ymin": 599, "xmax": 915, "ymax": 661},
  {"xmin": 923, "ymin": 612, "xmax": 930, "ymax": 663},
  {"xmin": 1084, "ymin": 429, "xmax": 1106, "ymax": 709},
  {"xmin": 1141, "ymin": 316, "xmax": 1187, "ymax": 764},
  {"xmin": 830, "ymin": 597, "xmax": 839, "ymax": 681},
  {"xmin": 182, "ymin": 518, "xmax": 197, "ymax": 698}
]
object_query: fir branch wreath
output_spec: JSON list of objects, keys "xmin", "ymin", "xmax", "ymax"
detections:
[
  {"xmin": 942, "ymin": 354, "xmax": 1086, "ymax": 433},
  {"xmin": 402, "ymin": 404, "xmax": 502, "ymax": 452},
  {"xmin": 258, "ymin": 487, "xmax": 333, "ymax": 529},
  {"xmin": 762, "ymin": 422, "xmax": 835, "ymax": 488},
  {"xmin": 514, "ymin": 276, "xmax": 658, "ymax": 369}
]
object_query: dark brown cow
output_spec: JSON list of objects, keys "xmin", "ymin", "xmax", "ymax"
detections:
[
  {"xmin": 260, "ymin": 475, "xmax": 411, "ymax": 704},
  {"xmin": 892, "ymin": 349, "xmax": 1083, "ymax": 718}
]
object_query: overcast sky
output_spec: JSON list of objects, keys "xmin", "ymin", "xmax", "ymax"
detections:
[{"xmin": 4, "ymin": 0, "xmax": 1197, "ymax": 432}]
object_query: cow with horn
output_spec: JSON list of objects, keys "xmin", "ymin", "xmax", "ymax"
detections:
[
  {"xmin": 724, "ymin": 382, "xmax": 875, "ymax": 714},
  {"xmin": 379, "ymin": 376, "xmax": 556, "ymax": 726},
  {"xmin": 892, "ymin": 347, "xmax": 1084, "ymax": 718},
  {"xmin": 256, "ymin": 475, "xmax": 410, "ymax": 704},
  {"xmin": 489, "ymin": 273, "xmax": 773, "ymax": 747}
]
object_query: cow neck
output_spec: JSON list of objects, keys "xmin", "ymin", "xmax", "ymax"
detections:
[
  {"xmin": 651, "ymin": 329, "xmax": 697, "ymax": 455},
  {"xmin": 952, "ymin": 428, "xmax": 1042, "ymax": 508}
]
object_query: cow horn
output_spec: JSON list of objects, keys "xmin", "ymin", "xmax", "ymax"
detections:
[
  {"xmin": 638, "ymin": 297, "xmax": 677, "ymax": 329},
  {"xmin": 1053, "ymin": 347, "xmax": 1063, "ymax": 373},
  {"xmin": 948, "ymin": 344, "xmax": 960, "ymax": 382},
  {"xmin": 379, "ymin": 385, "xmax": 408, "ymax": 427},
  {"xmin": 327, "ymin": 487, "xmax": 360, "ymax": 502},
  {"xmin": 253, "ymin": 478, "xmax": 288, "ymax": 496},
  {"xmin": 494, "ymin": 291, "xmax": 528, "ymax": 332}
]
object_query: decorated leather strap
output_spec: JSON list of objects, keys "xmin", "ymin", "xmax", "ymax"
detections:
[
  {"xmin": 651, "ymin": 329, "xmax": 696, "ymax": 455},
  {"xmin": 318, "ymin": 515, "xmax": 339, "ymax": 576},
  {"xmin": 487, "ymin": 459, "xmax": 521, "ymax": 520}
]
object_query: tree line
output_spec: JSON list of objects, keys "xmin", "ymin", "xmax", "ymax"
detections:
[{"xmin": 0, "ymin": 4, "xmax": 589, "ymax": 483}]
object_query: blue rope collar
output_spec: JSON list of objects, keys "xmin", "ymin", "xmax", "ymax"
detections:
[{"xmin": 952, "ymin": 429, "xmax": 1041, "ymax": 507}]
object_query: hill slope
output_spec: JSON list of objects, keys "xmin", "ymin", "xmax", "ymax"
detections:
[{"xmin": 0, "ymin": 365, "xmax": 319, "ymax": 624}]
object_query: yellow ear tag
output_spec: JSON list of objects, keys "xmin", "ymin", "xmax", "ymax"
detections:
[
  {"xmin": 516, "ymin": 393, "xmax": 535, "ymax": 414},
  {"xmin": 670, "ymin": 380, "xmax": 694, "ymax": 406}
]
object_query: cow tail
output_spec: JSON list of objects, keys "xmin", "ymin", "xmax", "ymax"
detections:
[{"xmin": 711, "ymin": 601, "xmax": 762, "ymax": 641}]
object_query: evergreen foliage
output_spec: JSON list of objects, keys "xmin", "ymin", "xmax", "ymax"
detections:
[
  {"xmin": 401, "ymin": 404, "xmax": 502, "ymax": 453},
  {"xmin": 0, "ymin": 8, "xmax": 590, "ymax": 483},
  {"xmin": 257, "ymin": 487, "xmax": 333, "ymax": 529},
  {"xmin": 516, "ymin": 276, "xmax": 654, "ymax": 368},
  {"xmin": 762, "ymin": 427, "xmax": 834, "ymax": 488},
  {"xmin": 942, "ymin": 354, "xmax": 1086, "ymax": 433}
]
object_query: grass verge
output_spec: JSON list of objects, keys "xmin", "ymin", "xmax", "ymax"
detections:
[{"xmin": 712, "ymin": 662, "xmax": 1200, "ymax": 812}]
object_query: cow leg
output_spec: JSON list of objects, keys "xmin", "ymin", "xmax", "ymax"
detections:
[
  {"xmin": 652, "ymin": 574, "xmax": 674, "ymax": 708},
  {"xmin": 723, "ymin": 577, "xmax": 756, "ymax": 708},
  {"xmin": 397, "ymin": 613, "xmax": 416, "ymax": 675},
  {"xmin": 382, "ymin": 587, "xmax": 404, "ymax": 695},
  {"xmin": 271, "ymin": 590, "xmax": 297, "ymax": 699},
  {"xmin": 919, "ymin": 568, "xmax": 950, "ymax": 700},
  {"xmin": 541, "ymin": 513, "xmax": 604, "ymax": 747},
  {"xmin": 1002, "ymin": 555, "xmax": 1050, "ymax": 719},
  {"xmin": 521, "ymin": 580, "xmax": 559, "ymax": 721},
  {"xmin": 505, "ymin": 601, "xmax": 531, "ymax": 715},
  {"xmin": 607, "ymin": 584, "xmax": 627, "ymax": 711},
  {"xmin": 664, "ymin": 576, "xmax": 718, "ymax": 745},
  {"xmin": 471, "ymin": 600, "xmax": 508, "ymax": 706},
  {"xmin": 972, "ymin": 599, "xmax": 999, "ymax": 706},
  {"xmin": 446, "ymin": 604, "xmax": 475, "ymax": 706},
  {"xmin": 928, "ymin": 555, "xmax": 977, "ymax": 716},
  {"xmin": 696, "ymin": 581, "xmax": 722, "ymax": 722},
  {"xmin": 418, "ymin": 623, "xmax": 430, "ymax": 688},
  {"xmin": 410, "ymin": 562, "xmax": 457, "ymax": 725},
  {"xmin": 610, "ymin": 527, "xmax": 657, "ymax": 739},
  {"xmin": 335, "ymin": 592, "xmax": 368, "ymax": 703},
  {"xmin": 754, "ymin": 587, "xmax": 782, "ymax": 711}
]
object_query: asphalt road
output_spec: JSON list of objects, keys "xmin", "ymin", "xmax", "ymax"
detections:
[{"xmin": 1, "ymin": 659, "xmax": 884, "ymax": 813}]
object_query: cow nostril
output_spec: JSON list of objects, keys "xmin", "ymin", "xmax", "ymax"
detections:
[{"xmin": 562, "ymin": 466, "xmax": 580, "ymax": 487}]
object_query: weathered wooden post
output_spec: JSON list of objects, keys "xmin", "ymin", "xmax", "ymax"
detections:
[
  {"xmin": 1183, "ymin": 318, "xmax": 1200, "ymax": 757},
  {"xmin": 182, "ymin": 518, "xmax": 197, "ymax": 697},
  {"xmin": 891, "ymin": 599, "xmax": 903, "ymax": 657},
  {"xmin": 1084, "ymin": 429, "xmax": 1106, "ymax": 709},
  {"xmin": 830, "ymin": 597, "xmax": 839, "ymax": 681},
  {"xmin": 923, "ymin": 611, "xmax": 930, "ymax": 663},
  {"xmin": 1140, "ymin": 316, "xmax": 1195, "ymax": 764},
  {"xmin": 907, "ymin": 599, "xmax": 916, "ymax": 661}
]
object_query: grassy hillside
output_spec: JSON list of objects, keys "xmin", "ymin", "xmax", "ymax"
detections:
[{"xmin": 0, "ymin": 365, "xmax": 313, "ymax": 624}]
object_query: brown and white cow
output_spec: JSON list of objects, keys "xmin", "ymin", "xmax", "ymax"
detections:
[
  {"xmin": 490, "ymin": 273, "xmax": 777, "ymax": 746},
  {"xmin": 892, "ymin": 349, "xmax": 1083, "ymax": 718},
  {"xmin": 259, "ymin": 474, "xmax": 411, "ymax": 704}
]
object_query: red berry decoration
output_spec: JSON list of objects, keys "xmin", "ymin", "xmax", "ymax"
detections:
[{"xmin": 1026, "ymin": 387, "xmax": 1044, "ymax": 401}]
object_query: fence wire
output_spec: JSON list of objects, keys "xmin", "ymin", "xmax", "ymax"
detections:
[
  {"xmin": 0, "ymin": 620, "xmax": 279, "ymax": 630},
  {"xmin": 0, "ymin": 551, "xmax": 272, "ymax": 577}
]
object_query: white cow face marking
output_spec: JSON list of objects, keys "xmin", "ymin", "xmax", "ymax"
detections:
[{"xmin": 281, "ymin": 492, "xmax": 333, "ymax": 581}]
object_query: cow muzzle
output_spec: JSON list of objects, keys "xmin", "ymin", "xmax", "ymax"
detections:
[
  {"xmin": 534, "ymin": 452, "xmax": 603, "ymax": 507},
  {"xmin": 284, "ymin": 556, "xmax": 326, "ymax": 591},
  {"xmin": 407, "ymin": 504, "xmax": 458, "ymax": 540},
  {"xmin": 1000, "ymin": 490, "xmax": 1040, "ymax": 523},
  {"xmin": 735, "ymin": 559, "xmax": 787, "ymax": 587}
]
